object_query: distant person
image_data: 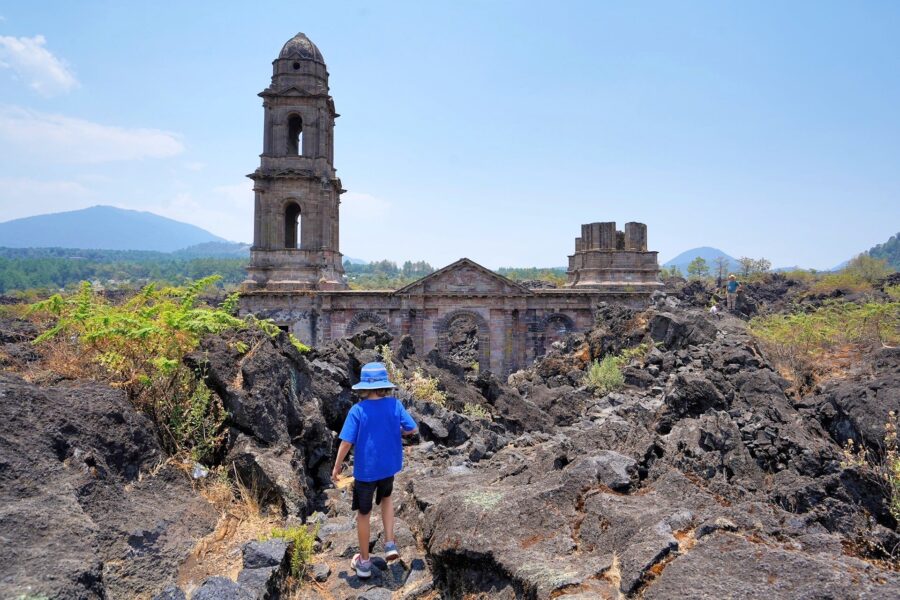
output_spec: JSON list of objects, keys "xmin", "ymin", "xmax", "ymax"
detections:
[
  {"xmin": 332, "ymin": 362, "xmax": 418, "ymax": 579},
  {"xmin": 725, "ymin": 274, "xmax": 741, "ymax": 311}
]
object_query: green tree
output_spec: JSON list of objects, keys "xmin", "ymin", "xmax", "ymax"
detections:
[
  {"xmin": 687, "ymin": 256, "xmax": 710, "ymax": 279},
  {"xmin": 738, "ymin": 257, "xmax": 755, "ymax": 278},
  {"xmin": 713, "ymin": 256, "xmax": 730, "ymax": 283},
  {"xmin": 753, "ymin": 258, "xmax": 772, "ymax": 273},
  {"xmin": 845, "ymin": 254, "xmax": 893, "ymax": 284}
]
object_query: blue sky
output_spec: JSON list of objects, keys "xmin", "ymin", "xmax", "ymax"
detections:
[{"xmin": 0, "ymin": 1, "xmax": 898, "ymax": 269}]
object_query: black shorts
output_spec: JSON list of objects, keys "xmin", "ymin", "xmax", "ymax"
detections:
[{"xmin": 351, "ymin": 476, "xmax": 394, "ymax": 515}]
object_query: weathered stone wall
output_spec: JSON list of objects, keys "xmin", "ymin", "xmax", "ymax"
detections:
[{"xmin": 240, "ymin": 269, "xmax": 652, "ymax": 375}]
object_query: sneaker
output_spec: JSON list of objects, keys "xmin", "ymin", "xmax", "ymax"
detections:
[
  {"xmin": 384, "ymin": 541, "xmax": 400, "ymax": 561},
  {"xmin": 350, "ymin": 553, "xmax": 372, "ymax": 578}
]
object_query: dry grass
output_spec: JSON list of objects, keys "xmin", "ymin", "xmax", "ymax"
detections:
[
  {"xmin": 26, "ymin": 337, "xmax": 97, "ymax": 380},
  {"xmin": 177, "ymin": 468, "xmax": 283, "ymax": 594},
  {"xmin": 600, "ymin": 552, "xmax": 623, "ymax": 598}
]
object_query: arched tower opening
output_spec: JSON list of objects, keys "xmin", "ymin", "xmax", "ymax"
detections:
[
  {"xmin": 285, "ymin": 202, "xmax": 301, "ymax": 249},
  {"xmin": 287, "ymin": 114, "xmax": 302, "ymax": 155}
]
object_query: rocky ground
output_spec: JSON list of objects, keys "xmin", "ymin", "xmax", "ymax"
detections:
[{"xmin": 1, "ymin": 280, "xmax": 898, "ymax": 599}]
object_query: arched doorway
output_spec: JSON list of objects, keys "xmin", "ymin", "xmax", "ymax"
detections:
[
  {"xmin": 538, "ymin": 313, "xmax": 575, "ymax": 356},
  {"xmin": 436, "ymin": 310, "xmax": 490, "ymax": 373}
]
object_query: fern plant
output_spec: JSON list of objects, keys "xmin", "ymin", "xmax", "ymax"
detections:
[{"xmin": 27, "ymin": 277, "xmax": 248, "ymax": 461}]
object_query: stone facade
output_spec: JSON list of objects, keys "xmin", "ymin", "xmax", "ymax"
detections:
[{"xmin": 240, "ymin": 33, "xmax": 662, "ymax": 374}]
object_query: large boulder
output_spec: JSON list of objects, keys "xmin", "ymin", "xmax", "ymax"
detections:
[
  {"xmin": 808, "ymin": 347, "xmax": 900, "ymax": 450},
  {"xmin": 0, "ymin": 374, "xmax": 217, "ymax": 600},
  {"xmin": 188, "ymin": 329, "xmax": 337, "ymax": 515},
  {"xmin": 649, "ymin": 311, "xmax": 717, "ymax": 350}
]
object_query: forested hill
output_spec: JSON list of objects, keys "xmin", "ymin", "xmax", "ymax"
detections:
[{"xmin": 868, "ymin": 233, "xmax": 900, "ymax": 270}]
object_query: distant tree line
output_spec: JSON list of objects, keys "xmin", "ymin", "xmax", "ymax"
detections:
[
  {"xmin": 343, "ymin": 259, "xmax": 435, "ymax": 289},
  {"xmin": 496, "ymin": 267, "xmax": 567, "ymax": 287},
  {"xmin": 661, "ymin": 256, "xmax": 773, "ymax": 282},
  {"xmin": 0, "ymin": 248, "xmax": 246, "ymax": 293}
]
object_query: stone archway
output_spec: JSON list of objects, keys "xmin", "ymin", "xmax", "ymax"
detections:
[
  {"xmin": 536, "ymin": 312, "xmax": 576, "ymax": 356},
  {"xmin": 435, "ymin": 309, "xmax": 490, "ymax": 372},
  {"xmin": 345, "ymin": 310, "xmax": 389, "ymax": 337}
]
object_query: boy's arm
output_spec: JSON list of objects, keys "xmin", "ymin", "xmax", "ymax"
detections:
[
  {"xmin": 331, "ymin": 440, "xmax": 353, "ymax": 483},
  {"xmin": 399, "ymin": 402, "xmax": 418, "ymax": 436}
]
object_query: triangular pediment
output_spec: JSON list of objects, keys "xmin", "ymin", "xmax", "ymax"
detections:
[
  {"xmin": 395, "ymin": 258, "xmax": 531, "ymax": 296},
  {"xmin": 259, "ymin": 86, "xmax": 326, "ymax": 99}
]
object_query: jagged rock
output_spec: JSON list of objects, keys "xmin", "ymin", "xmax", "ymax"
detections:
[
  {"xmin": 349, "ymin": 325, "xmax": 393, "ymax": 350},
  {"xmin": 664, "ymin": 374, "xmax": 726, "ymax": 418},
  {"xmin": 187, "ymin": 330, "xmax": 312, "ymax": 446},
  {"xmin": 809, "ymin": 346, "xmax": 900, "ymax": 450},
  {"xmin": 649, "ymin": 311, "xmax": 717, "ymax": 349},
  {"xmin": 242, "ymin": 539, "xmax": 289, "ymax": 569},
  {"xmin": 192, "ymin": 576, "xmax": 255, "ymax": 600},
  {"xmin": 643, "ymin": 531, "xmax": 900, "ymax": 599},
  {"xmin": 313, "ymin": 562, "xmax": 331, "ymax": 582},
  {"xmin": 0, "ymin": 374, "xmax": 218, "ymax": 600},
  {"xmin": 189, "ymin": 328, "xmax": 337, "ymax": 513},
  {"xmin": 567, "ymin": 450, "xmax": 637, "ymax": 491},
  {"xmin": 396, "ymin": 334, "xmax": 417, "ymax": 360},
  {"xmin": 227, "ymin": 433, "xmax": 310, "ymax": 516},
  {"xmin": 152, "ymin": 585, "xmax": 186, "ymax": 600}
]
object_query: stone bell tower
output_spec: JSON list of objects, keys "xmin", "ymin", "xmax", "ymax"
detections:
[{"xmin": 244, "ymin": 32, "xmax": 347, "ymax": 291}]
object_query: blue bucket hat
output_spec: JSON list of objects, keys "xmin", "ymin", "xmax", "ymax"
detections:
[{"xmin": 351, "ymin": 362, "xmax": 396, "ymax": 390}]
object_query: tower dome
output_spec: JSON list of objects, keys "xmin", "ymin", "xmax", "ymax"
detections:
[{"xmin": 279, "ymin": 32, "xmax": 324, "ymax": 63}]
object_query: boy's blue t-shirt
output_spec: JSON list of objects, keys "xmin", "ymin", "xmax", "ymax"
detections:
[
  {"xmin": 727, "ymin": 280, "xmax": 740, "ymax": 293},
  {"xmin": 339, "ymin": 397, "xmax": 417, "ymax": 482}
]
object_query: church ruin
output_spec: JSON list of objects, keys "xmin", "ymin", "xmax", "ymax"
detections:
[{"xmin": 240, "ymin": 33, "xmax": 661, "ymax": 374}]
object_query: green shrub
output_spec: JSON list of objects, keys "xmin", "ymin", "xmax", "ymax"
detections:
[
  {"xmin": 26, "ymin": 277, "xmax": 251, "ymax": 460},
  {"xmin": 617, "ymin": 342, "xmax": 652, "ymax": 365},
  {"xmin": 749, "ymin": 298, "xmax": 900, "ymax": 387},
  {"xmin": 584, "ymin": 355, "xmax": 625, "ymax": 395},
  {"xmin": 407, "ymin": 368, "xmax": 447, "ymax": 406},
  {"xmin": 288, "ymin": 333, "xmax": 311, "ymax": 354},
  {"xmin": 463, "ymin": 402, "xmax": 491, "ymax": 420},
  {"xmin": 266, "ymin": 523, "xmax": 319, "ymax": 578},
  {"xmin": 378, "ymin": 344, "xmax": 447, "ymax": 406}
]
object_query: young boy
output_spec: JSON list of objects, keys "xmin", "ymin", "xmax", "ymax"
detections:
[{"xmin": 331, "ymin": 362, "xmax": 418, "ymax": 579}]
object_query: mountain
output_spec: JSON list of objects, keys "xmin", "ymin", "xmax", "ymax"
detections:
[
  {"xmin": 0, "ymin": 206, "xmax": 227, "ymax": 252},
  {"xmin": 663, "ymin": 247, "xmax": 740, "ymax": 274}
]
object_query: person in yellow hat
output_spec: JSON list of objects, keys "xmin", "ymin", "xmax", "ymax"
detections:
[{"xmin": 725, "ymin": 274, "xmax": 742, "ymax": 312}]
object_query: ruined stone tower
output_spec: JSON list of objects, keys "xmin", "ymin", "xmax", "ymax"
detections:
[
  {"xmin": 243, "ymin": 32, "xmax": 347, "ymax": 291},
  {"xmin": 566, "ymin": 222, "xmax": 660, "ymax": 289}
]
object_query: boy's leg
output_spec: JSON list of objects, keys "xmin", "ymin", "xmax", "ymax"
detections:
[
  {"xmin": 352, "ymin": 480, "xmax": 378, "ymax": 562},
  {"xmin": 381, "ymin": 495, "xmax": 395, "ymax": 544},
  {"xmin": 356, "ymin": 511, "xmax": 371, "ymax": 561}
]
